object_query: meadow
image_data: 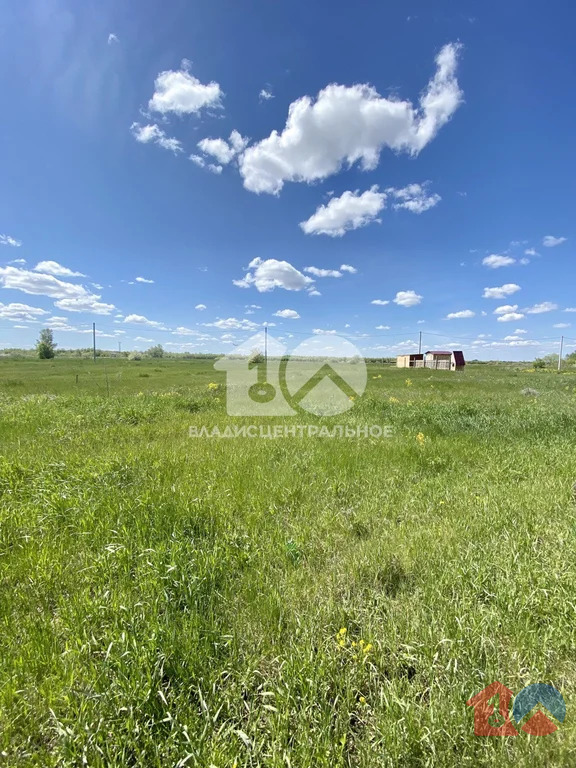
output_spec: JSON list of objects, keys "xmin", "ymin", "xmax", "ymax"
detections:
[{"xmin": 1, "ymin": 357, "xmax": 576, "ymax": 766}]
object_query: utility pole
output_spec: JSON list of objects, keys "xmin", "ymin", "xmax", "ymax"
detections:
[
  {"xmin": 418, "ymin": 331, "xmax": 422, "ymax": 355},
  {"xmin": 558, "ymin": 335, "xmax": 564, "ymax": 372},
  {"xmin": 92, "ymin": 322, "xmax": 96, "ymax": 362},
  {"xmin": 118, "ymin": 341, "xmax": 122, "ymax": 354}
]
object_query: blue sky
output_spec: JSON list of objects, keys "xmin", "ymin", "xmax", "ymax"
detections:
[{"xmin": 1, "ymin": 0, "xmax": 575, "ymax": 360}]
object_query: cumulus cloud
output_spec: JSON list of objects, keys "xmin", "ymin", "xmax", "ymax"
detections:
[
  {"xmin": 130, "ymin": 122, "xmax": 182, "ymax": 153},
  {"xmin": 300, "ymin": 187, "xmax": 386, "ymax": 237},
  {"xmin": 313, "ymin": 329, "xmax": 337, "ymax": 335},
  {"xmin": 259, "ymin": 89, "xmax": 274, "ymax": 101},
  {"xmin": 135, "ymin": 276, "xmax": 154, "ymax": 284},
  {"xmin": 482, "ymin": 283, "xmax": 521, "ymax": 299},
  {"xmin": 274, "ymin": 309, "xmax": 300, "ymax": 319},
  {"xmin": 204, "ymin": 317, "xmax": 259, "ymax": 330},
  {"xmin": 300, "ymin": 182, "xmax": 440, "ymax": 236},
  {"xmin": 497, "ymin": 312, "xmax": 525, "ymax": 322},
  {"xmin": 525, "ymin": 301, "xmax": 558, "ymax": 314},
  {"xmin": 197, "ymin": 130, "xmax": 249, "ymax": 165},
  {"xmin": 0, "ymin": 302, "xmax": 49, "ymax": 322},
  {"xmin": 394, "ymin": 290, "xmax": 422, "ymax": 307},
  {"xmin": 446, "ymin": 309, "xmax": 475, "ymax": 318},
  {"xmin": 124, "ymin": 314, "xmax": 167, "ymax": 328},
  {"xmin": 340, "ymin": 264, "xmax": 357, "ymax": 274},
  {"xmin": 108, "ymin": 33, "xmax": 119, "ymax": 45},
  {"xmin": 33, "ymin": 261, "xmax": 85, "ymax": 277},
  {"xmin": 148, "ymin": 65, "xmax": 222, "ymax": 115},
  {"xmin": 54, "ymin": 297, "xmax": 116, "ymax": 315},
  {"xmin": 233, "ymin": 258, "xmax": 313, "ymax": 292},
  {"xmin": 195, "ymin": 303, "xmax": 207, "ymax": 310},
  {"xmin": 304, "ymin": 266, "xmax": 342, "ymax": 278},
  {"xmin": 542, "ymin": 235, "xmax": 566, "ymax": 247},
  {"xmin": 0, "ymin": 265, "xmax": 96, "ymax": 301},
  {"xmin": 388, "ymin": 183, "xmax": 441, "ymax": 213},
  {"xmin": 239, "ymin": 43, "xmax": 462, "ymax": 194},
  {"xmin": 494, "ymin": 304, "xmax": 519, "ymax": 315},
  {"xmin": 482, "ymin": 254, "xmax": 516, "ymax": 269},
  {"xmin": 371, "ymin": 299, "xmax": 390, "ymax": 306},
  {"xmin": 375, "ymin": 324, "xmax": 390, "ymax": 329},
  {"xmin": 0, "ymin": 234, "xmax": 22, "ymax": 247}
]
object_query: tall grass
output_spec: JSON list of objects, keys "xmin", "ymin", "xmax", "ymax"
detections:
[{"xmin": 1, "ymin": 359, "xmax": 575, "ymax": 766}]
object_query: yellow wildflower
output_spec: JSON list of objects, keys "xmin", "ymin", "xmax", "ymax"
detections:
[
  {"xmin": 363, "ymin": 643, "xmax": 373, "ymax": 654},
  {"xmin": 338, "ymin": 627, "xmax": 347, "ymax": 636},
  {"xmin": 416, "ymin": 432, "xmax": 426, "ymax": 445},
  {"xmin": 359, "ymin": 696, "xmax": 366, "ymax": 704}
]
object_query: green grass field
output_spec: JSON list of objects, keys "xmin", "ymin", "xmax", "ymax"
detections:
[{"xmin": 1, "ymin": 357, "xmax": 576, "ymax": 766}]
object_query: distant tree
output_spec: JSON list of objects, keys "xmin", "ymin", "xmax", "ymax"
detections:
[
  {"xmin": 532, "ymin": 358, "xmax": 546, "ymax": 369},
  {"xmin": 249, "ymin": 348, "xmax": 264, "ymax": 365},
  {"xmin": 565, "ymin": 351, "xmax": 576, "ymax": 365},
  {"xmin": 36, "ymin": 328, "xmax": 56, "ymax": 359},
  {"xmin": 147, "ymin": 344, "xmax": 164, "ymax": 359}
]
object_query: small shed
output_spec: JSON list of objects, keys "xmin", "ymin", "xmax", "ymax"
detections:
[
  {"xmin": 425, "ymin": 350, "xmax": 465, "ymax": 371},
  {"xmin": 396, "ymin": 353, "xmax": 424, "ymax": 368}
]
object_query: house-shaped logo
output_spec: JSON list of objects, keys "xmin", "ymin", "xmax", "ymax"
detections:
[
  {"xmin": 214, "ymin": 331, "xmax": 367, "ymax": 416},
  {"xmin": 467, "ymin": 681, "xmax": 566, "ymax": 736},
  {"xmin": 466, "ymin": 681, "xmax": 518, "ymax": 736}
]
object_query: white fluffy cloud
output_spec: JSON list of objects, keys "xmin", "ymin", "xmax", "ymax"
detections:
[
  {"xmin": 494, "ymin": 304, "xmax": 519, "ymax": 315},
  {"xmin": 300, "ymin": 183, "xmax": 440, "ymax": 236},
  {"xmin": 340, "ymin": 264, "xmax": 357, "ymax": 274},
  {"xmin": 135, "ymin": 276, "xmax": 154, "ymax": 284},
  {"xmin": 482, "ymin": 254, "xmax": 516, "ymax": 269},
  {"xmin": 0, "ymin": 234, "xmax": 22, "ymax": 247},
  {"xmin": 34, "ymin": 261, "xmax": 85, "ymax": 277},
  {"xmin": 371, "ymin": 299, "xmax": 390, "ymax": 306},
  {"xmin": 0, "ymin": 302, "xmax": 49, "ymax": 322},
  {"xmin": 388, "ymin": 183, "xmax": 441, "ymax": 213},
  {"xmin": 542, "ymin": 235, "xmax": 566, "ymax": 247},
  {"xmin": 482, "ymin": 283, "xmax": 521, "ymax": 299},
  {"xmin": 446, "ymin": 309, "xmax": 475, "ymax": 318},
  {"xmin": 259, "ymin": 89, "xmax": 274, "ymax": 101},
  {"xmin": 148, "ymin": 66, "xmax": 222, "ymax": 115},
  {"xmin": 233, "ymin": 258, "xmax": 313, "ymax": 292},
  {"xmin": 304, "ymin": 266, "xmax": 342, "ymax": 278},
  {"xmin": 300, "ymin": 187, "xmax": 386, "ymax": 236},
  {"xmin": 393, "ymin": 290, "xmax": 422, "ymax": 307},
  {"xmin": 195, "ymin": 304, "xmax": 207, "ymax": 311},
  {"xmin": 0, "ymin": 265, "xmax": 90, "ymax": 299},
  {"xmin": 525, "ymin": 301, "xmax": 558, "ymax": 314},
  {"xmin": 124, "ymin": 314, "xmax": 167, "ymax": 328},
  {"xmin": 204, "ymin": 317, "xmax": 259, "ymax": 330},
  {"xmin": 274, "ymin": 309, "xmax": 300, "ymax": 319},
  {"xmin": 313, "ymin": 329, "xmax": 337, "ymax": 335},
  {"xmin": 497, "ymin": 312, "xmax": 525, "ymax": 322},
  {"xmin": 197, "ymin": 130, "xmax": 248, "ymax": 165},
  {"xmin": 130, "ymin": 122, "xmax": 182, "ymax": 153},
  {"xmin": 54, "ymin": 297, "xmax": 116, "ymax": 315},
  {"xmin": 108, "ymin": 33, "xmax": 119, "ymax": 45},
  {"xmin": 554, "ymin": 323, "xmax": 570, "ymax": 328},
  {"xmin": 0, "ymin": 264, "xmax": 116, "ymax": 315},
  {"xmin": 239, "ymin": 43, "xmax": 462, "ymax": 194}
]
